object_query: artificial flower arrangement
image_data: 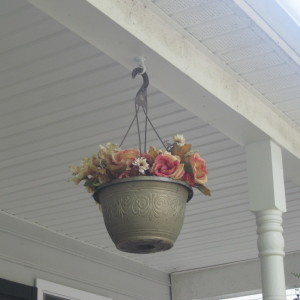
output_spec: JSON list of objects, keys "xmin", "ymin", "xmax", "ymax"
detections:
[{"xmin": 69, "ymin": 134, "xmax": 211, "ymax": 196}]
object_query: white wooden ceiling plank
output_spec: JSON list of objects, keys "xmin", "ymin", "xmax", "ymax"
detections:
[
  {"xmin": 185, "ymin": 203, "xmax": 249, "ymax": 225},
  {"xmin": 0, "ymin": 18, "xmax": 64, "ymax": 55},
  {"xmin": 189, "ymin": 15, "xmax": 250, "ymax": 41},
  {"xmin": 229, "ymin": 51, "xmax": 283, "ymax": 74},
  {"xmin": 284, "ymin": 218, "xmax": 300, "ymax": 229},
  {"xmin": 31, "ymin": 205, "xmax": 98, "ymax": 224},
  {"xmin": 204, "ymin": 145, "xmax": 244, "ymax": 161},
  {"xmin": 84, "ymin": 238, "xmax": 113, "ymax": 247},
  {"xmin": 147, "ymin": 237, "xmax": 256, "ymax": 263},
  {"xmin": 6, "ymin": 193, "xmax": 87, "ymax": 215},
  {"xmin": 198, "ymin": 139, "xmax": 239, "ymax": 157},
  {"xmin": 15, "ymin": 199, "xmax": 89, "ymax": 219},
  {"xmin": 171, "ymin": 1, "xmax": 233, "ymax": 28},
  {"xmin": 286, "ymin": 194, "xmax": 300, "ymax": 203},
  {"xmin": 285, "ymin": 110, "xmax": 300, "ymax": 121},
  {"xmin": 209, "ymin": 177, "xmax": 248, "ymax": 194},
  {"xmin": 34, "ymin": 211, "xmax": 99, "ymax": 228},
  {"xmin": 0, "ymin": 163, "xmax": 68, "ymax": 190},
  {"xmin": 275, "ymin": 98, "xmax": 300, "ymax": 112},
  {"xmin": 0, "ymin": 62, "xmax": 123, "ymax": 118},
  {"xmin": 0, "ymin": 43, "xmax": 99, "ymax": 90},
  {"xmin": 181, "ymin": 217, "xmax": 255, "ymax": 239},
  {"xmin": 0, "ymin": 54, "xmax": 111, "ymax": 102},
  {"xmin": 153, "ymin": 0, "xmax": 214, "ymax": 16},
  {"xmin": 172, "ymin": 239, "xmax": 257, "ymax": 261},
  {"xmin": 286, "ymin": 189, "xmax": 300, "ymax": 199},
  {"xmin": 209, "ymin": 161, "xmax": 246, "ymax": 179},
  {"xmin": 254, "ymin": 74, "xmax": 300, "ymax": 94},
  {"xmin": 71, "ymin": 228, "xmax": 110, "ymax": 239},
  {"xmin": 184, "ymin": 205, "xmax": 250, "ymax": 227},
  {"xmin": 185, "ymin": 201, "xmax": 249, "ymax": 222},
  {"xmin": 202, "ymin": 28, "xmax": 261, "ymax": 54},
  {"xmin": 0, "ymin": 0, "xmax": 29, "ymax": 16},
  {"xmin": 186, "ymin": 188, "xmax": 247, "ymax": 212},
  {"xmin": 0, "ymin": 86, "xmax": 155, "ymax": 144},
  {"xmin": 179, "ymin": 215, "xmax": 255, "ymax": 239},
  {"xmin": 0, "ymin": 104, "xmax": 184, "ymax": 170},
  {"xmin": 220, "ymin": 42, "xmax": 272, "ymax": 63},
  {"xmin": 0, "ymin": 172, "xmax": 67, "ymax": 197},
  {"xmin": 0, "ymin": 187, "xmax": 84, "ymax": 210},
  {"xmin": 0, "ymin": 5, "xmax": 48, "ymax": 38},
  {"xmin": 265, "ymin": 85, "xmax": 300, "ymax": 102},
  {"xmin": 45, "ymin": 213, "xmax": 101, "ymax": 229},
  {"xmin": 207, "ymin": 171, "xmax": 247, "ymax": 189},
  {"xmin": 0, "ymin": 100, "xmax": 181, "ymax": 160},
  {"xmin": 171, "ymin": 250, "xmax": 257, "ymax": 272},
  {"xmin": 0, "ymin": 30, "xmax": 83, "ymax": 74},
  {"xmin": 0, "ymin": 78, "xmax": 135, "ymax": 142},
  {"xmin": 63, "ymin": 223, "xmax": 110, "ymax": 237},
  {"xmin": 174, "ymin": 229, "xmax": 255, "ymax": 252},
  {"xmin": 166, "ymin": 251, "xmax": 258, "ymax": 272},
  {"xmin": 284, "ymin": 180, "xmax": 300, "ymax": 190},
  {"xmin": 0, "ymin": 181, "xmax": 69, "ymax": 203},
  {"xmin": 0, "ymin": 110, "xmax": 196, "ymax": 181},
  {"xmin": 242, "ymin": 64, "xmax": 296, "ymax": 84},
  {"xmin": 208, "ymin": 153, "xmax": 246, "ymax": 169}
]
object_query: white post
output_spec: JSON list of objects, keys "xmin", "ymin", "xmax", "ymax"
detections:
[{"xmin": 246, "ymin": 140, "xmax": 287, "ymax": 300}]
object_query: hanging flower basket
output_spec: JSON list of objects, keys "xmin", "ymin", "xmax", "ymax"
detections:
[
  {"xmin": 93, "ymin": 176, "xmax": 193, "ymax": 253},
  {"xmin": 68, "ymin": 66, "xmax": 211, "ymax": 253}
]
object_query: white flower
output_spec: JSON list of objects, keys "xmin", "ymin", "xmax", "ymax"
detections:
[
  {"xmin": 173, "ymin": 134, "xmax": 185, "ymax": 146},
  {"xmin": 132, "ymin": 157, "xmax": 149, "ymax": 174}
]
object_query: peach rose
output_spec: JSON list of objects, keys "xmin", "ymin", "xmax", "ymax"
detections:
[
  {"xmin": 152, "ymin": 153, "xmax": 184, "ymax": 179},
  {"xmin": 111, "ymin": 149, "xmax": 140, "ymax": 169},
  {"xmin": 185, "ymin": 153, "xmax": 208, "ymax": 184}
]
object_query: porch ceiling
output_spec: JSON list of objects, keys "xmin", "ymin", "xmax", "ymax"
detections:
[{"xmin": 0, "ymin": 0, "xmax": 299, "ymax": 273}]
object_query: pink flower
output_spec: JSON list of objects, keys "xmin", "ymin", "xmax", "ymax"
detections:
[
  {"xmin": 111, "ymin": 149, "xmax": 139, "ymax": 169},
  {"xmin": 185, "ymin": 153, "xmax": 208, "ymax": 184},
  {"xmin": 152, "ymin": 153, "xmax": 184, "ymax": 179},
  {"xmin": 182, "ymin": 172, "xmax": 195, "ymax": 186}
]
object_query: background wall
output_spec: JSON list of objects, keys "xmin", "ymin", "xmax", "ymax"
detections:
[{"xmin": 0, "ymin": 213, "xmax": 170, "ymax": 300}]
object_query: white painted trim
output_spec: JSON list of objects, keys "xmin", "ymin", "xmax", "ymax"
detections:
[
  {"xmin": 171, "ymin": 252, "xmax": 300, "ymax": 300},
  {"xmin": 36, "ymin": 279, "xmax": 112, "ymax": 300},
  {"xmin": 234, "ymin": 0, "xmax": 300, "ymax": 65},
  {"xmin": 0, "ymin": 213, "xmax": 171, "ymax": 300}
]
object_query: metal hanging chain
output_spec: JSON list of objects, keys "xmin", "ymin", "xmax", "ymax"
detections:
[{"xmin": 119, "ymin": 67, "xmax": 167, "ymax": 151}]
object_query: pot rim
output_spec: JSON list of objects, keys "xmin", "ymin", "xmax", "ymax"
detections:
[{"xmin": 93, "ymin": 176, "xmax": 193, "ymax": 203}]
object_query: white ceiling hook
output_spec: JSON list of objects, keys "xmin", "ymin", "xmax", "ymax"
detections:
[{"xmin": 134, "ymin": 56, "xmax": 146, "ymax": 74}]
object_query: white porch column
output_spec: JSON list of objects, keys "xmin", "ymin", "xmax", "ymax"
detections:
[{"xmin": 246, "ymin": 140, "xmax": 287, "ymax": 300}]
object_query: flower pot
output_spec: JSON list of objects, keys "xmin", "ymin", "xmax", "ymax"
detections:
[{"xmin": 93, "ymin": 176, "xmax": 193, "ymax": 254}]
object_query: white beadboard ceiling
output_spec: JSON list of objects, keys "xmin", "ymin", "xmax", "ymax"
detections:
[{"xmin": 0, "ymin": 0, "xmax": 300, "ymax": 273}]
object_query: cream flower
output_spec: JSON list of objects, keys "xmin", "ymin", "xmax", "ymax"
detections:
[
  {"xmin": 132, "ymin": 157, "xmax": 149, "ymax": 174},
  {"xmin": 173, "ymin": 134, "xmax": 185, "ymax": 146}
]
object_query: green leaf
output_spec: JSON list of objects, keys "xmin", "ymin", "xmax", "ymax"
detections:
[
  {"xmin": 196, "ymin": 184, "xmax": 211, "ymax": 196},
  {"xmin": 291, "ymin": 272, "xmax": 300, "ymax": 278}
]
